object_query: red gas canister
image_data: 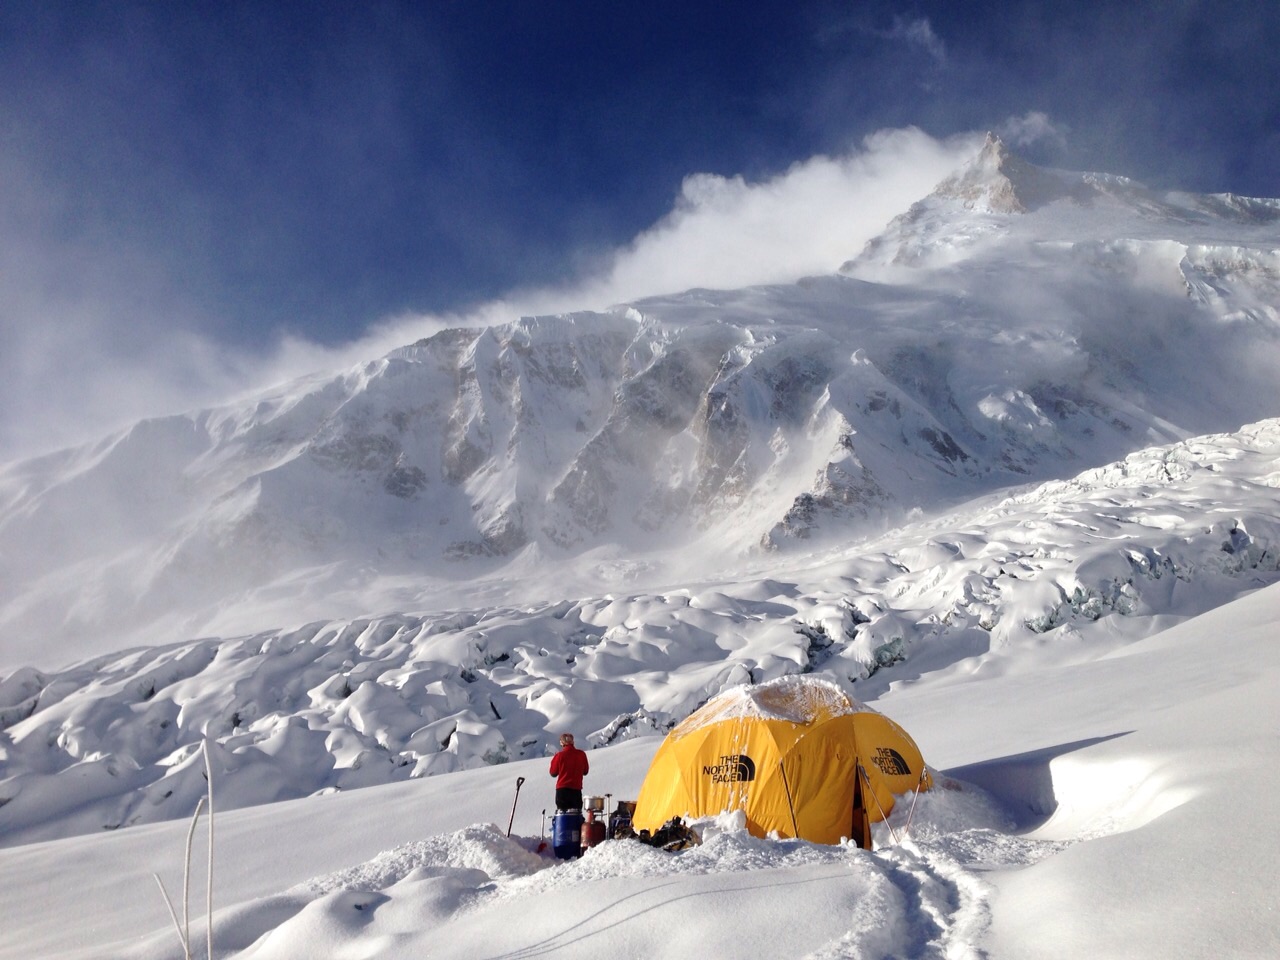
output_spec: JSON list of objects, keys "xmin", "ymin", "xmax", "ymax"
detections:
[{"xmin": 581, "ymin": 818, "xmax": 606, "ymax": 850}]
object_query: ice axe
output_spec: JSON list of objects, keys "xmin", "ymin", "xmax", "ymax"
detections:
[
  {"xmin": 506, "ymin": 776, "xmax": 526, "ymax": 837},
  {"xmin": 538, "ymin": 809, "xmax": 548, "ymax": 853}
]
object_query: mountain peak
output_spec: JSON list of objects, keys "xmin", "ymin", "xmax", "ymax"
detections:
[
  {"xmin": 843, "ymin": 134, "xmax": 1193, "ymax": 272},
  {"xmin": 931, "ymin": 132, "xmax": 1069, "ymax": 214},
  {"xmin": 975, "ymin": 131, "xmax": 1014, "ymax": 170}
]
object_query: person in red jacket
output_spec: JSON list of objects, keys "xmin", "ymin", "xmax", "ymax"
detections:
[{"xmin": 549, "ymin": 732, "xmax": 589, "ymax": 811}]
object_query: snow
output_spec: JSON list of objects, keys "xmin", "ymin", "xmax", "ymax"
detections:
[
  {"xmin": 4, "ymin": 141, "xmax": 1280, "ymax": 668},
  {"xmin": 13, "ymin": 418, "xmax": 1276, "ymax": 848},
  {"xmin": 670, "ymin": 674, "xmax": 875, "ymax": 732},
  {"xmin": 1, "ymin": 583, "xmax": 1276, "ymax": 959},
  {"xmin": 2, "ymin": 138, "xmax": 1280, "ymax": 957}
]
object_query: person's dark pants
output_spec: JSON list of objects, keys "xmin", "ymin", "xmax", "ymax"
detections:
[{"xmin": 556, "ymin": 787, "xmax": 583, "ymax": 811}]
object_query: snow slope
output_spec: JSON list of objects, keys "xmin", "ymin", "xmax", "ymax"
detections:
[
  {"xmin": 2, "ymin": 137, "xmax": 1280, "ymax": 957},
  {"xmin": 2, "ymin": 419, "xmax": 1277, "ymax": 848},
  {"xmin": 0, "ymin": 582, "xmax": 1275, "ymax": 959}
]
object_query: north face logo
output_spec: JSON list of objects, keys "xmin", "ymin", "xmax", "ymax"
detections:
[
  {"xmin": 872, "ymin": 747, "xmax": 911, "ymax": 776},
  {"xmin": 703, "ymin": 754, "xmax": 757, "ymax": 783}
]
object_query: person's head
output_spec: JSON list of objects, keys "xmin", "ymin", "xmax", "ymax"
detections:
[{"xmin": 559, "ymin": 733, "xmax": 574, "ymax": 748}]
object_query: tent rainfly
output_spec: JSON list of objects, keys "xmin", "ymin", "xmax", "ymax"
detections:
[{"xmin": 632, "ymin": 674, "xmax": 931, "ymax": 847}]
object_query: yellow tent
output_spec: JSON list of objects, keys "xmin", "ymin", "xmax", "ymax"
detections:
[{"xmin": 633, "ymin": 675, "xmax": 931, "ymax": 847}]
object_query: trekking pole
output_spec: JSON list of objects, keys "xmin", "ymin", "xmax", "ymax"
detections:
[{"xmin": 506, "ymin": 776, "xmax": 526, "ymax": 837}]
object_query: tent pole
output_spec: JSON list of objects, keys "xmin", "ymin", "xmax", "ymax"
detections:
[
  {"xmin": 778, "ymin": 762, "xmax": 800, "ymax": 838},
  {"xmin": 859, "ymin": 763, "xmax": 900, "ymax": 845},
  {"xmin": 902, "ymin": 768, "xmax": 928, "ymax": 839}
]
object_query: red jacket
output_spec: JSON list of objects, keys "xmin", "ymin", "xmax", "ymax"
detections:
[{"xmin": 549, "ymin": 745, "xmax": 589, "ymax": 789}]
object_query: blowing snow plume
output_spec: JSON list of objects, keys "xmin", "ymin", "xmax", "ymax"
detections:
[{"xmin": 0, "ymin": 129, "xmax": 973, "ymax": 465}]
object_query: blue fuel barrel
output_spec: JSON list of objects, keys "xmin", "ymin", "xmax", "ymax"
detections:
[{"xmin": 552, "ymin": 811, "xmax": 583, "ymax": 860}]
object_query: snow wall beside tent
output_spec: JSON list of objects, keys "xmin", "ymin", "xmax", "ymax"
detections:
[{"xmin": 632, "ymin": 675, "xmax": 931, "ymax": 845}]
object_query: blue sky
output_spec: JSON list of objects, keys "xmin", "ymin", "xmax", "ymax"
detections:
[{"xmin": 2, "ymin": 0, "xmax": 1278, "ymax": 457}]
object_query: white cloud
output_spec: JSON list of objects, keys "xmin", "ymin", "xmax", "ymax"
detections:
[
  {"xmin": 293, "ymin": 127, "xmax": 980, "ymax": 371},
  {"xmin": 172, "ymin": 127, "xmax": 980, "ymax": 401},
  {"xmin": 0, "ymin": 128, "xmax": 981, "ymax": 462},
  {"xmin": 569, "ymin": 126, "xmax": 977, "ymax": 305},
  {"xmin": 890, "ymin": 17, "xmax": 947, "ymax": 65},
  {"xmin": 997, "ymin": 111, "xmax": 1068, "ymax": 150}
]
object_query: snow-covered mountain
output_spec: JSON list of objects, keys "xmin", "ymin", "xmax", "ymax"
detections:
[
  {"xmin": 3, "ymin": 137, "xmax": 1279, "ymax": 673},
  {"xmin": 2, "ymin": 137, "xmax": 1280, "ymax": 855}
]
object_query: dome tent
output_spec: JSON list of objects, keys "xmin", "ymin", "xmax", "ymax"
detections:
[{"xmin": 632, "ymin": 675, "xmax": 931, "ymax": 847}]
